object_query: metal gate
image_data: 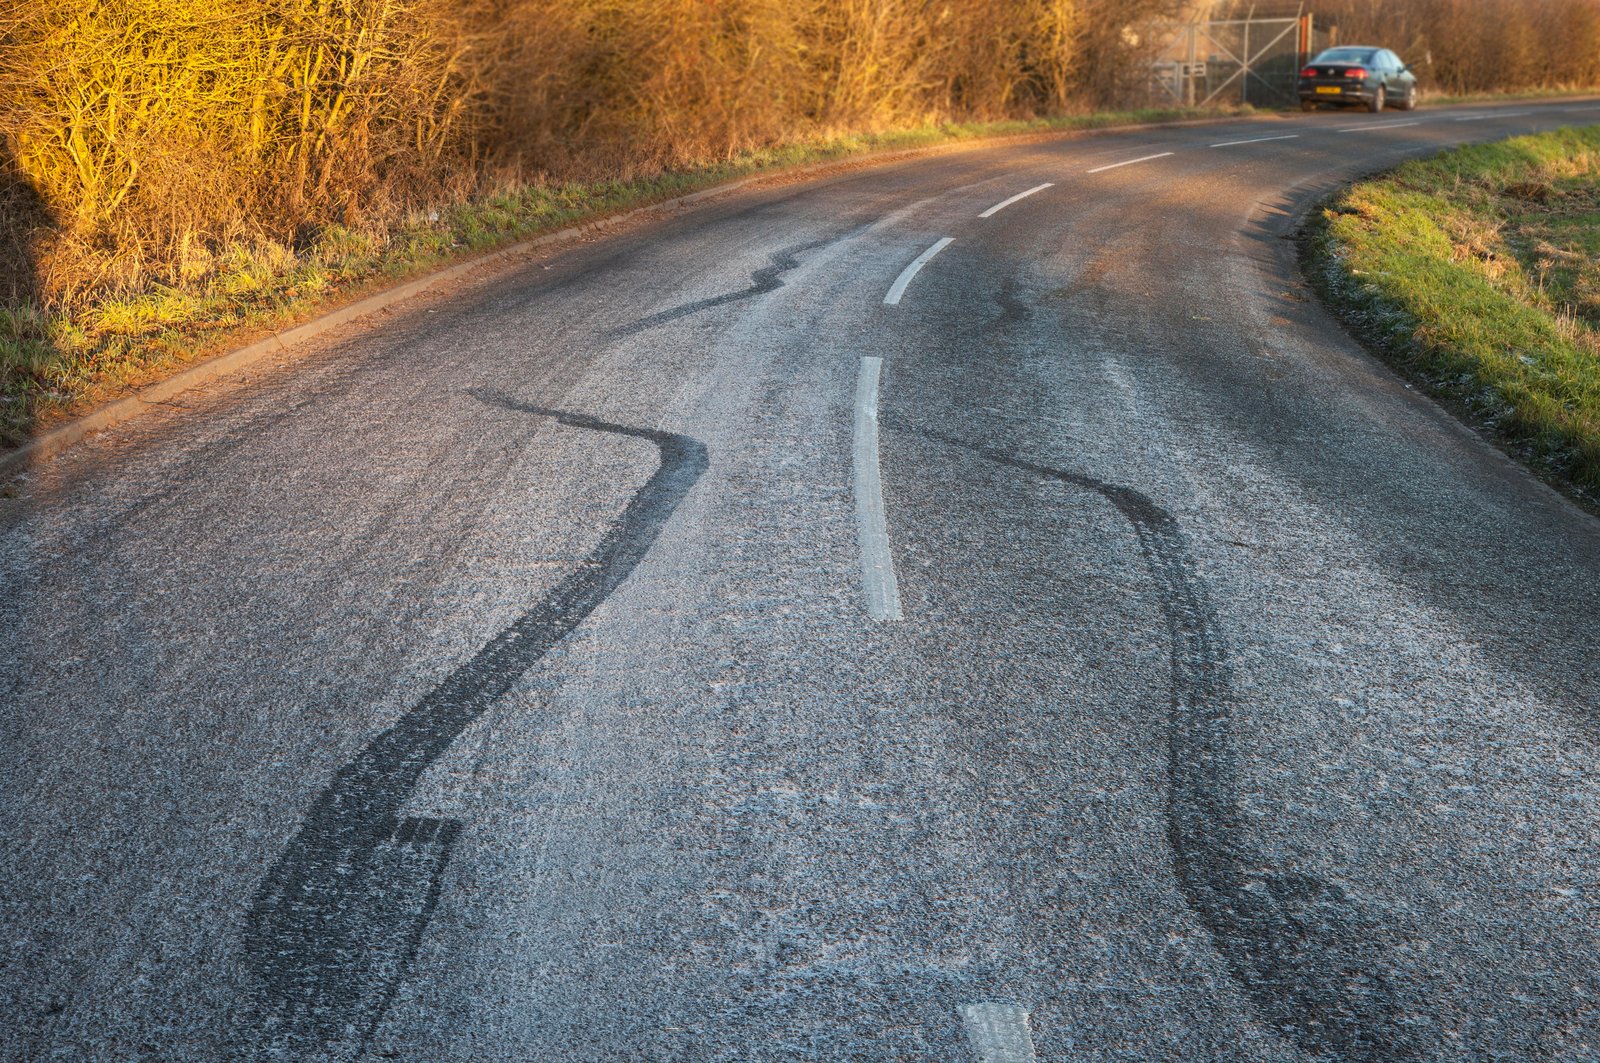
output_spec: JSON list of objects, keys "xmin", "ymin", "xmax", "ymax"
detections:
[{"xmin": 1151, "ymin": 11, "xmax": 1330, "ymax": 108}]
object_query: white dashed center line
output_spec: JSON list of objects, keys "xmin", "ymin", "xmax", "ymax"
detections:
[
  {"xmin": 962, "ymin": 1003, "xmax": 1038, "ymax": 1062},
  {"xmin": 852, "ymin": 357, "xmax": 902, "ymax": 622},
  {"xmin": 979, "ymin": 183, "xmax": 1053, "ymax": 218},
  {"xmin": 1085, "ymin": 151, "xmax": 1174, "ymax": 174},
  {"xmin": 1210, "ymin": 133, "xmax": 1300, "ymax": 148},
  {"xmin": 884, "ymin": 237, "xmax": 954, "ymax": 306}
]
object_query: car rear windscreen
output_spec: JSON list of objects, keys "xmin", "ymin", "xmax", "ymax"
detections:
[{"xmin": 1313, "ymin": 48, "xmax": 1378, "ymax": 64}]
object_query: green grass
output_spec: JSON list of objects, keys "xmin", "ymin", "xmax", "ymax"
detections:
[
  {"xmin": 1305, "ymin": 124, "xmax": 1600, "ymax": 502},
  {"xmin": 0, "ymin": 104, "xmax": 1249, "ymax": 446}
]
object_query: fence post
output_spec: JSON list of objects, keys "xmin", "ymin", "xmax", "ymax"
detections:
[
  {"xmin": 1186, "ymin": 24, "xmax": 1198, "ymax": 107},
  {"xmin": 1242, "ymin": 17, "xmax": 1250, "ymax": 104}
]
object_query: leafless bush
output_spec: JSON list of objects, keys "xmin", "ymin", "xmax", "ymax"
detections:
[{"xmin": 2, "ymin": 0, "xmax": 475, "ymax": 302}]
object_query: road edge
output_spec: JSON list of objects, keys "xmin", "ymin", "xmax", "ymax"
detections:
[{"xmin": 1293, "ymin": 139, "xmax": 1600, "ymax": 518}]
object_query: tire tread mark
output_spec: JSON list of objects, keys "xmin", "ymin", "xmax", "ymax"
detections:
[
  {"xmin": 891, "ymin": 419, "xmax": 1425, "ymax": 1061},
  {"xmin": 241, "ymin": 395, "xmax": 707, "ymax": 1059},
  {"xmin": 611, "ymin": 229, "xmax": 865, "ymax": 338}
]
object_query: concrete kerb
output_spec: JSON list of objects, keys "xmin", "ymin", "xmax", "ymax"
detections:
[{"xmin": 0, "ymin": 108, "xmax": 1283, "ymax": 481}]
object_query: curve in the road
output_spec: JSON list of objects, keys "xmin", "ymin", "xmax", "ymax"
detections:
[
  {"xmin": 241, "ymin": 396, "xmax": 707, "ymax": 1058},
  {"xmin": 897, "ymin": 421, "xmax": 1430, "ymax": 1061}
]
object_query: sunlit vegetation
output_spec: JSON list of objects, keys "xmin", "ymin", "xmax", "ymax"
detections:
[
  {"xmin": 1308, "ymin": 125, "xmax": 1600, "ymax": 500},
  {"xmin": 3, "ymin": 0, "xmax": 1179, "ymax": 300}
]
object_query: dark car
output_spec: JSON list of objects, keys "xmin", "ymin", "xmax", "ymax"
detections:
[{"xmin": 1298, "ymin": 46, "xmax": 1419, "ymax": 112}]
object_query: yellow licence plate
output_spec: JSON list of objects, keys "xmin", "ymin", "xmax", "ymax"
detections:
[{"xmin": 1316, "ymin": 86, "xmax": 1342, "ymax": 94}]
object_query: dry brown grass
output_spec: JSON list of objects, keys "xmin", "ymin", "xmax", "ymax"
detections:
[
  {"xmin": 1, "ymin": 0, "xmax": 1190, "ymax": 314},
  {"xmin": 3, "ymin": 0, "xmax": 476, "ymax": 304}
]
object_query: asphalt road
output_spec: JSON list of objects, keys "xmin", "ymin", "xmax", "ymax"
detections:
[{"xmin": 5, "ymin": 99, "xmax": 1600, "ymax": 1061}]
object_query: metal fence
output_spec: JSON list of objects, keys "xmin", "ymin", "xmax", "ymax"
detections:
[{"xmin": 1150, "ymin": 12, "xmax": 1332, "ymax": 108}]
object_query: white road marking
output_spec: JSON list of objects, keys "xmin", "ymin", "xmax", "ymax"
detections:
[
  {"xmin": 979, "ymin": 183, "xmax": 1054, "ymax": 218},
  {"xmin": 884, "ymin": 237, "xmax": 954, "ymax": 306},
  {"xmin": 1085, "ymin": 152, "xmax": 1174, "ymax": 174},
  {"xmin": 1455, "ymin": 111, "xmax": 1531, "ymax": 121},
  {"xmin": 852, "ymin": 357, "xmax": 902, "ymax": 622},
  {"xmin": 1338, "ymin": 120, "xmax": 1423, "ymax": 132},
  {"xmin": 962, "ymin": 1003, "xmax": 1038, "ymax": 1063},
  {"xmin": 1210, "ymin": 133, "xmax": 1300, "ymax": 148}
]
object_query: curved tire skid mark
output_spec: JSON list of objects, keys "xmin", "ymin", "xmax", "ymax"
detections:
[
  {"xmin": 241, "ymin": 394, "xmax": 707, "ymax": 1059},
  {"xmin": 895, "ymin": 421, "xmax": 1428, "ymax": 1060},
  {"xmin": 612, "ymin": 228, "xmax": 867, "ymax": 338}
]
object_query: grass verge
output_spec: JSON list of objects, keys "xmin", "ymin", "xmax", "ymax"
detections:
[
  {"xmin": 1304, "ymin": 124, "xmax": 1600, "ymax": 505},
  {"xmin": 1, "ymin": 104, "xmax": 1253, "ymax": 448},
  {"xmin": 1428, "ymin": 87, "xmax": 1600, "ymax": 107}
]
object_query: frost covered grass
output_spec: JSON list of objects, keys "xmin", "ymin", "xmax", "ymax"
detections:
[{"xmin": 1306, "ymin": 125, "xmax": 1600, "ymax": 501}]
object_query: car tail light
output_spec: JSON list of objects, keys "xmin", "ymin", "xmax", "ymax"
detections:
[
  {"xmin": 1300, "ymin": 67, "xmax": 1316, "ymax": 78},
  {"xmin": 1345, "ymin": 67, "xmax": 1368, "ymax": 78}
]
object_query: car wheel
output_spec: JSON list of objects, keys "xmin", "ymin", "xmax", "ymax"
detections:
[
  {"xmin": 1368, "ymin": 86, "xmax": 1386, "ymax": 113},
  {"xmin": 1400, "ymin": 86, "xmax": 1419, "ymax": 111}
]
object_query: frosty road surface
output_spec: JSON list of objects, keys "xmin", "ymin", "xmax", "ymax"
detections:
[{"xmin": 4, "ymin": 99, "xmax": 1599, "ymax": 1061}]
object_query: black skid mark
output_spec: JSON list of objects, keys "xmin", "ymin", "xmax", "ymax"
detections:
[
  {"xmin": 992, "ymin": 277, "xmax": 1030, "ymax": 332},
  {"xmin": 241, "ymin": 396, "xmax": 708, "ymax": 1059},
  {"xmin": 611, "ymin": 229, "xmax": 865, "ymax": 338},
  {"xmin": 891, "ymin": 419, "xmax": 1431, "ymax": 1061}
]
